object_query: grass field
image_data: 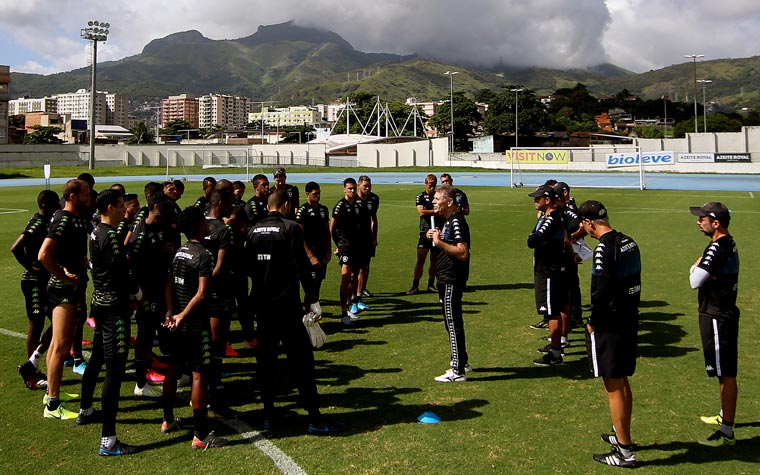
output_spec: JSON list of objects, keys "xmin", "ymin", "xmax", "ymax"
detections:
[{"xmin": 1, "ymin": 172, "xmax": 759, "ymax": 474}]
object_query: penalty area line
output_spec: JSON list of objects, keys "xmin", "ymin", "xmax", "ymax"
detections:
[
  {"xmin": 0, "ymin": 326, "xmax": 306, "ymax": 475},
  {"xmin": 222, "ymin": 418, "xmax": 309, "ymax": 475}
]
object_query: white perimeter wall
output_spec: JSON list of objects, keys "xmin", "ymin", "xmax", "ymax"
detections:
[{"xmin": 1, "ymin": 130, "xmax": 760, "ymax": 173}]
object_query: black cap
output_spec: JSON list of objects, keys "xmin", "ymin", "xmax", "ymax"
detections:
[
  {"xmin": 274, "ymin": 167, "xmax": 286, "ymax": 177},
  {"xmin": 690, "ymin": 202, "xmax": 730, "ymax": 224},
  {"xmin": 554, "ymin": 182, "xmax": 570, "ymax": 194},
  {"xmin": 528, "ymin": 185, "xmax": 557, "ymax": 200},
  {"xmin": 579, "ymin": 200, "xmax": 608, "ymax": 220}
]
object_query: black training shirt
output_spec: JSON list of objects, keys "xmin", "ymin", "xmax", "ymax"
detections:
[
  {"xmin": 433, "ymin": 212, "xmax": 471, "ymax": 285},
  {"xmin": 697, "ymin": 235, "xmax": 739, "ymax": 321}
]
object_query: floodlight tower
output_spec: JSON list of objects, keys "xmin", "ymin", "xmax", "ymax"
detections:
[
  {"xmin": 444, "ymin": 71, "xmax": 458, "ymax": 153},
  {"xmin": 510, "ymin": 88, "xmax": 524, "ymax": 148},
  {"xmin": 684, "ymin": 54, "xmax": 704, "ymax": 134},
  {"xmin": 81, "ymin": 20, "xmax": 110, "ymax": 170},
  {"xmin": 697, "ymin": 79, "xmax": 712, "ymax": 133}
]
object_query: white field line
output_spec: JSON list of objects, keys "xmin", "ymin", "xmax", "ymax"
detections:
[
  {"xmin": 750, "ymin": 192, "xmax": 755, "ymax": 199},
  {"xmin": 0, "ymin": 326, "xmax": 306, "ymax": 475},
  {"xmin": 0, "ymin": 208, "xmax": 28, "ymax": 215}
]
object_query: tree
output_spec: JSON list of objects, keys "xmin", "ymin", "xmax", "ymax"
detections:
[
  {"xmin": 549, "ymin": 83, "xmax": 597, "ymax": 119},
  {"xmin": 482, "ymin": 85, "xmax": 547, "ymax": 137},
  {"xmin": 744, "ymin": 109, "xmax": 760, "ymax": 126},
  {"xmin": 8, "ymin": 115, "xmax": 25, "ymax": 129},
  {"xmin": 129, "ymin": 121, "xmax": 154, "ymax": 144},
  {"xmin": 672, "ymin": 113, "xmax": 742, "ymax": 137},
  {"xmin": 160, "ymin": 119, "xmax": 198, "ymax": 139},
  {"xmin": 474, "ymin": 88, "xmax": 497, "ymax": 104},
  {"xmin": 23, "ymin": 125, "xmax": 63, "ymax": 144},
  {"xmin": 638, "ymin": 125, "xmax": 664, "ymax": 139},
  {"xmin": 706, "ymin": 113, "xmax": 743, "ymax": 133},
  {"xmin": 279, "ymin": 124, "xmax": 316, "ymax": 143},
  {"xmin": 428, "ymin": 92, "xmax": 482, "ymax": 152}
]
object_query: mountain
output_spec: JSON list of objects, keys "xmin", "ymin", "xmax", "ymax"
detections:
[{"xmin": 7, "ymin": 22, "xmax": 760, "ymax": 113}]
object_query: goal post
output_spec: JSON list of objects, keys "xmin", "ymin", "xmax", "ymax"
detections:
[{"xmin": 506, "ymin": 144, "xmax": 646, "ymax": 190}]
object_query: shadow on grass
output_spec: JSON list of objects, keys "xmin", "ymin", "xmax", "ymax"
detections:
[
  {"xmin": 472, "ymin": 361, "xmax": 593, "ymax": 382},
  {"xmin": 635, "ymin": 436, "xmax": 760, "ymax": 465},
  {"xmin": 638, "ymin": 307, "xmax": 697, "ymax": 358},
  {"xmin": 245, "ymin": 387, "xmax": 489, "ymax": 439},
  {"xmin": 466, "ymin": 282, "xmax": 534, "ymax": 291}
]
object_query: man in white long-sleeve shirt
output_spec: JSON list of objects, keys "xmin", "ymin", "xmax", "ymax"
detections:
[{"xmin": 688, "ymin": 202, "xmax": 740, "ymax": 447}]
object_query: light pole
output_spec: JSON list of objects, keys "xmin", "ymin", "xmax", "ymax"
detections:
[
  {"xmin": 443, "ymin": 71, "xmax": 458, "ymax": 153},
  {"xmin": 81, "ymin": 20, "xmax": 110, "ymax": 170},
  {"xmin": 697, "ymin": 79, "xmax": 712, "ymax": 133},
  {"xmin": 510, "ymin": 88, "xmax": 524, "ymax": 148},
  {"xmin": 684, "ymin": 54, "xmax": 704, "ymax": 134},
  {"xmin": 662, "ymin": 95, "xmax": 668, "ymax": 138}
]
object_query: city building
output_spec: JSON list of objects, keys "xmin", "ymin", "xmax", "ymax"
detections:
[
  {"xmin": 405, "ymin": 98, "xmax": 440, "ymax": 119},
  {"xmin": 160, "ymin": 93, "xmax": 199, "ymax": 128},
  {"xmin": 54, "ymin": 88, "xmax": 106, "ymax": 125},
  {"xmin": 9, "ymin": 96, "xmax": 58, "ymax": 115},
  {"xmin": 248, "ymin": 105, "xmax": 321, "ymax": 127},
  {"xmin": 106, "ymin": 93, "xmax": 128, "ymax": 128},
  {"xmin": 54, "ymin": 88, "xmax": 129, "ymax": 128},
  {"xmin": 0, "ymin": 65, "xmax": 9, "ymax": 144},
  {"xmin": 24, "ymin": 111, "xmax": 65, "ymax": 132},
  {"xmin": 198, "ymin": 93, "xmax": 252, "ymax": 130}
]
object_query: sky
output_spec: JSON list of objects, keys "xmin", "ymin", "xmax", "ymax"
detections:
[{"xmin": 2, "ymin": 0, "xmax": 760, "ymax": 76}]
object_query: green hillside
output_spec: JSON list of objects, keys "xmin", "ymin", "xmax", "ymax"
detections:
[{"xmin": 7, "ymin": 22, "xmax": 760, "ymax": 111}]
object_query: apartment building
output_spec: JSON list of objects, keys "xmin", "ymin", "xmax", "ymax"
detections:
[
  {"xmin": 106, "ymin": 93, "xmax": 128, "ymax": 128},
  {"xmin": 405, "ymin": 97, "xmax": 440, "ymax": 119},
  {"xmin": 54, "ymin": 88, "xmax": 129, "ymax": 128},
  {"xmin": 248, "ymin": 105, "xmax": 321, "ymax": 127},
  {"xmin": 160, "ymin": 93, "xmax": 199, "ymax": 128},
  {"xmin": 0, "ymin": 65, "xmax": 9, "ymax": 144},
  {"xmin": 54, "ymin": 89, "xmax": 106, "ymax": 125},
  {"xmin": 9, "ymin": 96, "xmax": 58, "ymax": 115},
  {"xmin": 198, "ymin": 93, "xmax": 252, "ymax": 129}
]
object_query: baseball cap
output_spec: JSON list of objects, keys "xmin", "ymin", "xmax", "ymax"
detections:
[
  {"xmin": 554, "ymin": 182, "xmax": 570, "ymax": 194},
  {"xmin": 579, "ymin": 200, "xmax": 608, "ymax": 220},
  {"xmin": 528, "ymin": 185, "xmax": 557, "ymax": 200},
  {"xmin": 273, "ymin": 167, "xmax": 286, "ymax": 177},
  {"xmin": 690, "ymin": 202, "xmax": 730, "ymax": 224}
]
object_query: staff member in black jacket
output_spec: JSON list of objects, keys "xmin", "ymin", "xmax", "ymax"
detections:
[{"xmin": 246, "ymin": 189, "xmax": 343, "ymax": 435}]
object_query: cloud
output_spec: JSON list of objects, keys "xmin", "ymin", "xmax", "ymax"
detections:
[
  {"xmin": 1, "ymin": 0, "xmax": 759, "ymax": 75},
  {"xmin": 604, "ymin": 0, "xmax": 760, "ymax": 72}
]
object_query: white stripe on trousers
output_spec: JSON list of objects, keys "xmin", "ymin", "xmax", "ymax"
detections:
[
  {"xmin": 590, "ymin": 332, "xmax": 599, "ymax": 377},
  {"xmin": 546, "ymin": 277, "xmax": 552, "ymax": 315},
  {"xmin": 712, "ymin": 319, "xmax": 722, "ymax": 377},
  {"xmin": 442, "ymin": 283, "xmax": 460, "ymax": 372}
]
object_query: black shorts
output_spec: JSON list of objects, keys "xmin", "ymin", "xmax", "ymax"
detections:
[
  {"xmin": 417, "ymin": 233, "xmax": 433, "ymax": 250},
  {"xmin": 208, "ymin": 292, "xmax": 235, "ymax": 319},
  {"xmin": 163, "ymin": 326, "xmax": 213, "ymax": 373},
  {"xmin": 21, "ymin": 279, "xmax": 48, "ymax": 321},
  {"xmin": 91, "ymin": 305, "xmax": 131, "ymax": 360},
  {"xmin": 534, "ymin": 274, "xmax": 567, "ymax": 316},
  {"xmin": 699, "ymin": 314, "xmax": 738, "ymax": 378},
  {"xmin": 47, "ymin": 283, "xmax": 86, "ymax": 315},
  {"xmin": 337, "ymin": 249, "xmax": 367, "ymax": 270},
  {"xmin": 586, "ymin": 328, "xmax": 637, "ymax": 378},
  {"xmin": 135, "ymin": 297, "xmax": 166, "ymax": 324}
]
